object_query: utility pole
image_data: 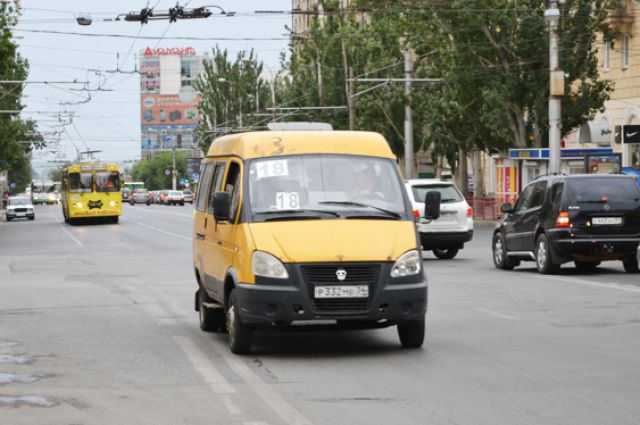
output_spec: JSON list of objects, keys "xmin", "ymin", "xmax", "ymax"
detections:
[
  {"xmin": 348, "ymin": 67, "xmax": 355, "ymax": 130},
  {"xmin": 404, "ymin": 46, "xmax": 414, "ymax": 179},
  {"xmin": 341, "ymin": 40, "xmax": 355, "ymax": 130},
  {"xmin": 545, "ymin": 1, "xmax": 563, "ymax": 174},
  {"xmin": 172, "ymin": 147, "xmax": 177, "ymax": 190}
]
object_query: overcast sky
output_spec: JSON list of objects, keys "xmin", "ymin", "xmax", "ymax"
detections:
[{"xmin": 14, "ymin": 0, "xmax": 292, "ymax": 177}]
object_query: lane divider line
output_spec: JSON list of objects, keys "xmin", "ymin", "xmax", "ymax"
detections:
[
  {"xmin": 47, "ymin": 208, "xmax": 84, "ymax": 248},
  {"xmin": 124, "ymin": 217, "xmax": 191, "ymax": 242},
  {"xmin": 223, "ymin": 355, "xmax": 313, "ymax": 425},
  {"xmin": 172, "ymin": 336, "xmax": 237, "ymax": 396},
  {"xmin": 474, "ymin": 307, "xmax": 521, "ymax": 321},
  {"xmin": 124, "ymin": 206, "xmax": 193, "ymax": 219},
  {"xmin": 532, "ymin": 273, "xmax": 640, "ymax": 294}
]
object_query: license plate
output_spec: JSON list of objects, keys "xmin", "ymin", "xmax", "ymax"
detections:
[
  {"xmin": 314, "ymin": 285, "xmax": 369, "ymax": 298},
  {"xmin": 592, "ymin": 217, "xmax": 622, "ymax": 225},
  {"xmin": 16, "ymin": 213, "xmax": 25, "ymax": 217}
]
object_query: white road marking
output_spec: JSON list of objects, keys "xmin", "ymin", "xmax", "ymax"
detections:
[
  {"xmin": 124, "ymin": 217, "xmax": 191, "ymax": 242},
  {"xmin": 474, "ymin": 307, "xmax": 521, "ymax": 321},
  {"xmin": 223, "ymin": 355, "xmax": 313, "ymax": 425},
  {"xmin": 223, "ymin": 395, "xmax": 242, "ymax": 415},
  {"xmin": 172, "ymin": 336, "xmax": 237, "ymax": 395},
  {"xmin": 533, "ymin": 274, "xmax": 640, "ymax": 294},
  {"xmin": 125, "ymin": 206, "xmax": 193, "ymax": 218},
  {"xmin": 47, "ymin": 209, "xmax": 84, "ymax": 247}
]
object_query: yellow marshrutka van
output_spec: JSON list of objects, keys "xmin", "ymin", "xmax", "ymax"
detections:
[{"xmin": 192, "ymin": 129, "xmax": 440, "ymax": 354}]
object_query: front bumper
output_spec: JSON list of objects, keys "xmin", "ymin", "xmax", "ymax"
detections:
[
  {"xmin": 233, "ymin": 262, "xmax": 427, "ymax": 327},
  {"xmin": 7, "ymin": 211, "xmax": 35, "ymax": 219},
  {"xmin": 420, "ymin": 230, "xmax": 473, "ymax": 250}
]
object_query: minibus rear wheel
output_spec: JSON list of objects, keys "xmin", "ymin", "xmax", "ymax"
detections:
[{"xmin": 397, "ymin": 319, "xmax": 425, "ymax": 348}]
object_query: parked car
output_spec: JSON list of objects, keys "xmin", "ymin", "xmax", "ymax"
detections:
[
  {"xmin": 5, "ymin": 196, "xmax": 35, "ymax": 221},
  {"xmin": 165, "ymin": 190, "xmax": 185, "ymax": 205},
  {"xmin": 405, "ymin": 179, "xmax": 473, "ymax": 259},
  {"xmin": 129, "ymin": 188, "xmax": 150, "ymax": 205},
  {"xmin": 183, "ymin": 190, "xmax": 194, "ymax": 204},
  {"xmin": 150, "ymin": 190, "xmax": 161, "ymax": 204},
  {"xmin": 492, "ymin": 174, "xmax": 640, "ymax": 274}
]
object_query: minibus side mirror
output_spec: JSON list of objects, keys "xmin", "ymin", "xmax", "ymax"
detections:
[
  {"xmin": 213, "ymin": 191, "xmax": 231, "ymax": 222},
  {"xmin": 500, "ymin": 202, "xmax": 513, "ymax": 213},
  {"xmin": 424, "ymin": 191, "xmax": 441, "ymax": 220}
]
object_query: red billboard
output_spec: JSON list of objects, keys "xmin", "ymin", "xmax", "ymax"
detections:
[{"xmin": 140, "ymin": 94, "xmax": 200, "ymax": 126}]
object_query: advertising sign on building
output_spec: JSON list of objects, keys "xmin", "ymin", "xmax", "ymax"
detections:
[
  {"xmin": 141, "ymin": 94, "xmax": 199, "ymax": 126},
  {"xmin": 143, "ymin": 46, "xmax": 196, "ymax": 56}
]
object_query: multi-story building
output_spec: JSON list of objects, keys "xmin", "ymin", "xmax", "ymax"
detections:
[{"xmin": 139, "ymin": 46, "xmax": 204, "ymax": 160}]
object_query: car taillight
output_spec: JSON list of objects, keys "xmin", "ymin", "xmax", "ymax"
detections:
[
  {"xmin": 467, "ymin": 207, "xmax": 473, "ymax": 217},
  {"xmin": 555, "ymin": 211, "xmax": 571, "ymax": 228},
  {"xmin": 412, "ymin": 208, "xmax": 420, "ymax": 218}
]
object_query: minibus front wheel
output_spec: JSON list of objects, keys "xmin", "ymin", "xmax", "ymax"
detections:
[
  {"xmin": 226, "ymin": 290, "xmax": 254, "ymax": 354},
  {"xmin": 397, "ymin": 319, "xmax": 425, "ymax": 348}
]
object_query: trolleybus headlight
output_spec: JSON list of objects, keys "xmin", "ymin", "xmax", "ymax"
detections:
[
  {"xmin": 75, "ymin": 202, "xmax": 83, "ymax": 208},
  {"xmin": 390, "ymin": 249, "xmax": 421, "ymax": 277},
  {"xmin": 109, "ymin": 200, "xmax": 117, "ymax": 207},
  {"xmin": 252, "ymin": 251, "xmax": 289, "ymax": 279}
]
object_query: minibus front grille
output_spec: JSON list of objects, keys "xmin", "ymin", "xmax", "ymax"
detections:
[{"xmin": 301, "ymin": 264, "xmax": 380, "ymax": 313}]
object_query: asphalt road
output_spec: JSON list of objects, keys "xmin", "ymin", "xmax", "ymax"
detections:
[{"xmin": 1, "ymin": 204, "xmax": 639, "ymax": 425}]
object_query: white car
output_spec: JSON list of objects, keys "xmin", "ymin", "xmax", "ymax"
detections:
[
  {"xmin": 5, "ymin": 196, "xmax": 35, "ymax": 221},
  {"xmin": 405, "ymin": 179, "xmax": 473, "ymax": 259}
]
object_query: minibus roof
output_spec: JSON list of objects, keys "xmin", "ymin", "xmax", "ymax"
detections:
[{"xmin": 206, "ymin": 131, "xmax": 396, "ymax": 160}]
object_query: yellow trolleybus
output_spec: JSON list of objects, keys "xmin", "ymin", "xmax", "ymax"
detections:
[{"xmin": 61, "ymin": 163, "xmax": 122, "ymax": 224}]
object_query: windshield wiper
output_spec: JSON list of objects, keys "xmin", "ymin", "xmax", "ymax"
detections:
[
  {"xmin": 255, "ymin": 209, "xmax": 340, "ymax": 217},
  {"xmin": 318, "ymin": 201, "xmax": 402, "ymax": 219}
]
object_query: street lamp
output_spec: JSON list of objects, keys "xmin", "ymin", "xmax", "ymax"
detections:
[{"xmin": 288, "ymin": 33, "xmax": 323, "ymax": 105}]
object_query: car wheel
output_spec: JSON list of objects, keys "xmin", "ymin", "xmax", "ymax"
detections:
[
  {"xmin": 622, "ymin": 251, "xmax": 640, "ymax": 273},
  {"xmin": 536, "ymin": 234, "xmax": 560, "ymax": 274},
  {"xmin": 199, "ymin": 288, "xmax": 226, "ymax": 332},
  {"xmin": 6, "ymin": 216, "xmax": 11, "ymax": 222},
  {"xmin": 226, "ymin": 290, "xmax": 253, "ymax": 354},
  {"xmin": 432, "ymin": 248, "xmax": 459, "ymax": 259},
  {"xmin": 111, "ymin": 216, "xmax": 119, "ymax": 224},
  {"xmin": 397, "ymin": 318, "xmax": 425, "ymax": 348},
  {"xmin": 492, "ymin": 232, "xmax": 517, "ymax": 270},
  {"xmin": 28, "ymin": 216, "xmax": 35, "ymax": 221},
  {"xmin": 575, "ymin": 261, "xmax": 599, "ymax": 274}
]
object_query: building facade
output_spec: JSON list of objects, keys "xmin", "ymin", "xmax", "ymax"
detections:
[{"xmin": 139, "ymin": 46, "xmax": 204, "ymax": 160}]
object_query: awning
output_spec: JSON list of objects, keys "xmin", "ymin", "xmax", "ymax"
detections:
[{"xmin": 578, "ymin": 115, "xmax": 612, "ymax": 144}]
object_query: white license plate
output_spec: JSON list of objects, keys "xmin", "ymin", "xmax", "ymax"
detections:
[
  {"xmin": 16, "ymin": 213, "xmax": 25, "ymax": 217},
  {"xmin": 314, "ymin": 285, "xmax": 369, "ymax": 299},
  {"xmin": 592, "ymin": 217, "xmax": 622, "ymax": 225}
]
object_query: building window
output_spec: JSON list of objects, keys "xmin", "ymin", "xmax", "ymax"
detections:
[
  {"xmin": 603, "ymin": 40, "xmax": 610, "ymax": 70},
  {"xmin": 181, "ymin": 61, "xmax": 192, "ymax": 78},
  {"xmin": 622, "ymin": 35, "xmax": 629, "ymax": 69}
]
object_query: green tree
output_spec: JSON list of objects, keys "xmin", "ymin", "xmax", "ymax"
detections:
[
  {"xmin": 195, "ymin": 47, "xmax": 274, "ymax": 151},
  {"xmin": 130, "ymin": 152, "xmax": 188, "ymax": 190},
  {"xmin": 0, "ymin": 1, "xmax": 44, "ymax": 193}
]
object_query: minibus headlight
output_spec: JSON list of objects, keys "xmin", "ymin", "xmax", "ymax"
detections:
[
  {"xmin": 390, "ymin": 250, "xmax": 421, "ymax": 277},
  {"xmin": 75, "ymin": 202, "xmax": 83, "ymax": 208},
  {"xmin": 252, "ymin": 251, "xmax": 289, "ymax": 279}
]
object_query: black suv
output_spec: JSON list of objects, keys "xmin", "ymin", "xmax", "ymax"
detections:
[{"xmin": 492, "ymin": 174, "xmax": 640, "ymax": 274}]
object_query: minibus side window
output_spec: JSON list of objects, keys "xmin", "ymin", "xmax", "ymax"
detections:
[
  {"xmin": 207, "ymin": 162, "xmax": 227, "ymax": 214},
  {"xmin": 196, "ymin": 163, "xmax": 214, "ymax": 212},
  {"xmin": 224, "ymin": 162, "xmax": 241, "ymax": 222}
]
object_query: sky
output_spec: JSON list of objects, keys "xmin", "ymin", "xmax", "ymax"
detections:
[{"xmin": 14, "ymin": 0, "xmax": 292, "ymax": 178}]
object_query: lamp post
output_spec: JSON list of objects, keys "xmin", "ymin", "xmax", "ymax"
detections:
[
  {"xmin": 545, "ymin": 0, "xmax": 563, "ymax": 174},
  {"xmin": 289, "ymin": 33, "xmax": 323, "ymax": 105}
]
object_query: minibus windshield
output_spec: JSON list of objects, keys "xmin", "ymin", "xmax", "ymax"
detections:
[{"xmin": 248, "ymin": 155, "xmax": 407, "ymax": 219}]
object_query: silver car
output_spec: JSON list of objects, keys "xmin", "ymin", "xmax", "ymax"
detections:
[
  {"xmin": 129, "ymin": 188, "xmax": 150, "ymax": 205},
  {"xmin": 183, "ymin": 190, "xmax": 194, "ymax": 204},
  {"xmin": 6, "ymin": 196, "xmax": 35, "ymax": 221}
]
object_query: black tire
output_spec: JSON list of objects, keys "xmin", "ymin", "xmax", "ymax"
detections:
[
  {"xmin": 6, "ymin": 216, "xmax": 11, "ymax": 222},
  {"xmin": 622, "ymin": 251, "xmax": 640, "ymax": 273},
  {"xmin": 226, "ymin": 290, "xmax": 253, "ymax": 354},
  {"xmin": 432, "ymin": 248, "xmax": 459, "ymax": 259},
  {"xmin": 397, "ymin": 318, "xmax": 425, "ymax": 348},
  {"xmin": 111, "ymin": 216, "xmax": 119, "ymax": 224},
  {"xmin": 28, "ymin": 216, "xmax": 35, "ymax": 221},
  {"xmin": 575, "ymin": 261, "xmax": 599, "ymax": 274},
  {"xmin": 492, "ymin": 232, "xmax": 516, "ymax": 270},
  {"xmin": 535, "ymin": 234, "xmax": 560, "ymax": 274},
  {"xmin": 199, "ymin": 288, "xmax": 226, "ymax": 332}
]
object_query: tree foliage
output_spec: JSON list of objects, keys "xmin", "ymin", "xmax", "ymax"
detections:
[
  {"xmin": 0, "ymin": 1, "xmax": 44, "ymax": 193},
  {"xmin": 129, "ymin": 151, "xmax": 188, "ymax": 190}
]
